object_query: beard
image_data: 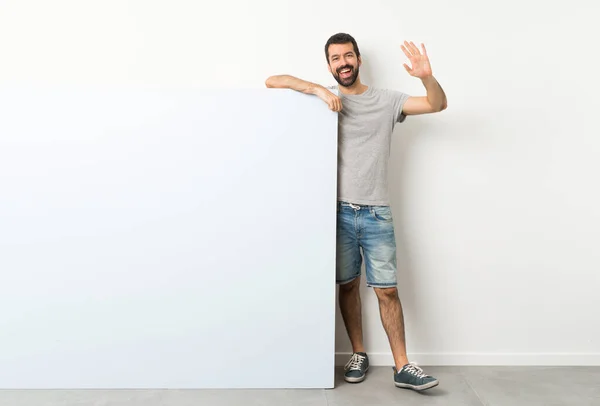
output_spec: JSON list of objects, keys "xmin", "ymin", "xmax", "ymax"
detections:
[{"xmin": 333, "ymin": 64, "xmax": 359, "ymax": 87}]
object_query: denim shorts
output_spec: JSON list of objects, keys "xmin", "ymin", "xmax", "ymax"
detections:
[{"xmin": 336, "ymin": 201, "xmax": 397, "ymax": 288}]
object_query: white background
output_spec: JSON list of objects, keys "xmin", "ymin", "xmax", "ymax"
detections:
[{"xmin": 1, "ymin": 0, "xmax": 599, "ymax": 368}]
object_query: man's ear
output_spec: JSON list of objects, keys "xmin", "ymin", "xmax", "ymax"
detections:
[
  {"xmin": 327, "ymin": 63, "xmax": 332, "ymax": 73},
  {"xmin": 358, "ymin": 56, "xmax": 362, "ymax": 66}
]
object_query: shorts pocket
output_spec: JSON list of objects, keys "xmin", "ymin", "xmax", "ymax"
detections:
[{"xmin": 371, "ymin": 206, "xmax": 393, "ymax": 222}]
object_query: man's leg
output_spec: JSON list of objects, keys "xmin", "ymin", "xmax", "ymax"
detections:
[
  {"xmin": 374, "ymin": 286, "xmax": 438, "ymax": 390},
  {"xmin": 338, "ymin": 276, "xmax": 369, "ymax": 382},
  {"xmin": 336, "ymin": 202, "xmax": 369, "ymax": 383},
  {"xmin": 363, "ymin": 205, "xmax": 439, "ymax": 391},
  {"xmin": 339, "ymin": 276, "xmax": 365, "ymax": 354},
  {"xmin": 373, "ymin": 286, "xmax": 408, "ymax": 369}
]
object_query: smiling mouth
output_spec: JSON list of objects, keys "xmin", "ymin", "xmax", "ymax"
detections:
[{"xmin": 339, "ymin": 68, "xmax": 352, "ymax": 78}]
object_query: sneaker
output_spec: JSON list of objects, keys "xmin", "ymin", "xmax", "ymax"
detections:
[
  {"xmin": 344, "ymin": 352, "xmax": 369, "ymax": 383},
  {"xmin": 393, "ymin": 362, "xmax": 439, "ymax": 391}
]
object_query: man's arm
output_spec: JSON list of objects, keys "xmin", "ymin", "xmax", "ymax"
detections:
[
  {"xmin": 399, "ymin": 41, "xmax": 448, "ymax": 115},
  {"xmin": 403, "ymin": 76, "xmax": 447, "ymax": 115},
  {"xmin": 265, "ymin": 75, "xmax": 342, "ymax": 112},
  {"xmin": 265, "ymin": 75, "xmax": 319, "ymax": 94}
]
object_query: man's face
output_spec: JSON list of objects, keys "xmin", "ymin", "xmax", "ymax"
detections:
[{"xmin": 327, "ymin": 43, "xmax": 361, "ymax": 87}]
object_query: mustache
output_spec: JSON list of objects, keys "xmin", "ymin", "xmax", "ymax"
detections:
[{"xmin": 336, "ymin": 65, "xmax": 354, "ymax": 74}]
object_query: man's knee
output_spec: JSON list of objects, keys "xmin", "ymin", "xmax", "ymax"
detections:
[
  {"xmin": 374, "ymin": 286, "xmax": 398, "ymax": 301},
  {"xmin": 339, "ymin": 276, "xmax": 360, "ymax": 293}
]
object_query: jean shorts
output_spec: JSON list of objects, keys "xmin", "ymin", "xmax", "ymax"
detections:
[{"xmin": 336, "ymin": 201, "xmax": 397, "ymax": 288}]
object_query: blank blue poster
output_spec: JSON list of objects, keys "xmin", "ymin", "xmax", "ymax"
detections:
[{"xmin": 0, "ymin": 87, "xmax": 338, "ymax": 389}]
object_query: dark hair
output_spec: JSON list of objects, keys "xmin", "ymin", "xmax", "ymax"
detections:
[{"xmin": 324, "ymin": 33, "xmax": 361, "ymax": 62}]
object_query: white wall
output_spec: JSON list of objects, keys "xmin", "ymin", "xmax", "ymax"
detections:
[{"xmin": 1, "ymin": 0, "xmax": 599, "ymax": 366}]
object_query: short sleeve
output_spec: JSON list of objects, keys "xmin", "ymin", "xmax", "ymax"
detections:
[
  {"xmin": 326, "ymin": 85, "xmax": 339, "ymax": 95},
  {"xmin": 392, "ymin": 90, "xmax": 411, "ymax": 123}
]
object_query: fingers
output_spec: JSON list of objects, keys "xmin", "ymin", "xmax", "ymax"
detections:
[
  {"xmin": 400, "ymin": 44, "xmax": 412, "ymax": 59},
  {"xmin": 318, "ymin": 90, "xmax": 342, "ymax": 112},
  {"xmin": 327, "ymin": 96, "xmax": 342, "ymax": 112},
  {"xmin": 403, "ymin": 40, "xmax": 426, "ymax": 56},
  {"xmin": 409, "ymin": 41, "xmax": 420, "ymax": 55},
  {"xmin": 333, "ymin": 97, "xmax": 342, "ymax": 112},
  {"xmin": 406, "ymin": 41, "xmax": 419, "ymax": 55}
]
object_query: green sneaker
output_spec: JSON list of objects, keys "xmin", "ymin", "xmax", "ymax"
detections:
[
  {"xmin": 393, "ymin": 363, "xmax": 439, "ymax": 391},
  {"xmin": 343, "ymin": 352, "xmax": 369, "ymax": 383}
]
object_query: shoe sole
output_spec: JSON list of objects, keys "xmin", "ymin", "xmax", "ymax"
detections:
[
  {"xmin": 394, "ymin": 380, "xmax": 439, "ymax": 391},
  {"xmin": 344, "ymin": 367, "xmax": 369, "ymax": 383}
]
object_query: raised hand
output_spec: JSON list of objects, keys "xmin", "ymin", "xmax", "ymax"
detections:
[{"xmin": 401, "ymin": 41, "xmax": 433, "ymax": 79}]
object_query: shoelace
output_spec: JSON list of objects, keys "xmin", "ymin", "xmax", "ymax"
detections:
[
  {"xmin": 403, "ymin": 362, "xmax": 429, "ymax": 378},
  {"xmin": 344, "ymin": 353, "xmax": 366, "ymax": 371}
]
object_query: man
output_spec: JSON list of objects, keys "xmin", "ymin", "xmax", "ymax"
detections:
[{"xmin": 265, "ymin": 33, "xmax": 447, "ymax": 391}]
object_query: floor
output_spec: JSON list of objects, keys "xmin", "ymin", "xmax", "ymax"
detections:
[{"xmin": 1, "ymin": 366, "xmax": 599, "ymax": 405}]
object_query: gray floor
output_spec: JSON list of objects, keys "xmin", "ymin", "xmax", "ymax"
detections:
[{"xmin": 1, "ymin": 366, "xmax": 599, "ymax": 405}]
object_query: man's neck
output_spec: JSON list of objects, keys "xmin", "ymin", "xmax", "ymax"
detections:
[{"xmin": 339, "ymin": 80, "xmax": 368, "ymax": 96}]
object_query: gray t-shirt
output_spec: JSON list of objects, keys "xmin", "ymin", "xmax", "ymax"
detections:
[{"xmin": 332, "ymin": 85, "xmax": 410, "ymax": 206}]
